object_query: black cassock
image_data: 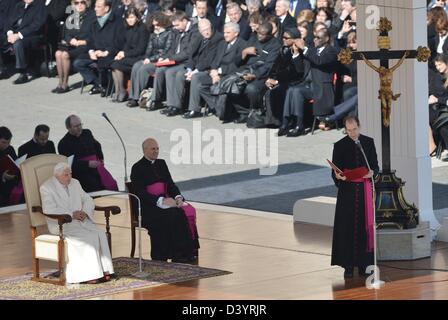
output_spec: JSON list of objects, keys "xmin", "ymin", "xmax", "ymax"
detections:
[
  {"xmin": 331, "ymin": 135, "xmax": 379, "ymax": 269},
  {"xmin": 57, "ymin": 129, "xmax": 104, "ymax": 192},
  {"xmin": 18, "ymin": 139, "xmax": 56, "ymax": 158},
  {"xmin": 0, "ymin": 146, "xmax": 18, "ymax": 206},
  {"xmin": 130, "ymin": 157, "xmax": 199, "ymax": 261}
]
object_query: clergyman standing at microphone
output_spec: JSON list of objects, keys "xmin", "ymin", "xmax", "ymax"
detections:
[{"xmin": 330, "ymin": 116, "xmax": 379, "ymax": 279}]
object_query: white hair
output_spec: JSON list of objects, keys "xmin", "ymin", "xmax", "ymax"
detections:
[
  {"xmin": 227, "ymin": 2, "xmax": 242, "ymax": 15},
  {"xmin": 246, "ymin": 0, "xmax": 261, "ymax": 8},
  {"xmin": 53, "ymin": 162, "xmax": 71, "ymax": 176},
  {"xmin": 224, "ymin": 21, "xmax": 240, "ymax": 33}
]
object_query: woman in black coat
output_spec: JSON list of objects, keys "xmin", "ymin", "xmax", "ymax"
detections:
[
  {"xmin": 127, "ymin": 11, "xmax": 174, "ymax": 107},
  {"xmin": 111, "ymin": 6, "xmax": 150, "ymax": 102},
  {"xmin": 52, "ymin": 0, "xmax": 96, "ymax": 93}
]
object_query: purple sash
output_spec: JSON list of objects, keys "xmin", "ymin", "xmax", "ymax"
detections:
[
  {"xmin": 9, "ymin": 181, "xmax": 24, "ymax": 205},
  {"xmin": 145, "ymin": 182, "xmax": 198, "ymax": 240},
  {"xmin": 351, "ymin": 178, "xmax": 374, "ymax": 252},
  {"xmin": 79, "ymin": 155, "xmax": 118, "ymax": 191}
]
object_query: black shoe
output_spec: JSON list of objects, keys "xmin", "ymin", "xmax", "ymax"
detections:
[
  {"xmin": 344, "ymin": 267, "xmax": 354, "ymax": 279},
  {"xmin": 148, "ymin": 100, "xmax": 164, "ymax": 111},
  {"xmin": 233, "ymin": 115, "xmax": 248, "ymax": 124},
  {"xmin": 100, "ymin": 87, "xmax": 107, "ymax": 97},
  {"xmin": 117, "ymin": 93, "xmax": 128, "ymax": 103},
  {"xmin": 13, "ymin": 73, "xmax": 29, "ymax": 84},
  {"xmin": 126, "ymin": 99, "xmax": 139, "ymax": 108},
  {"xmin": 89, "ymin": 86, "xmax": 102, "ymax": 95},
  {"xmin": 286, "ymin": 126, "xmax": 305, "ymax": 137},
  {"xmin": 51, "ymin": 86, "xmax": 61, "ymax": 93},
  {"xmin": 172, "ymin": 256, "xmax": 197, "ymax": 264},
  {"xmin": 277, "ymin": 126, "xmax": 289, "ymax": 137},
  {"xmin": 58, "ymin": 86, "xmax": 70, "ymax": 94},
  {"xmin": 166, "ymin": 107, "xmax": 183, "ymax": 117},
  {"xmin": 151, "ymin": 256, "xmax": 168, "ymax": 262},
  {"xmin": 183, "ymin": 110, "xmax": 203, "ymax": 119},
  {"xmin": 160, "ymin": 107, "xmax": 171, "ymax": 115},
  {"xmin": 221, "ymin": 118, "xmax": 233, "ymax": 124}
]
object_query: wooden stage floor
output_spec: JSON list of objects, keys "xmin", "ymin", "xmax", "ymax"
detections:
[{"xmin": 2, "ymin": 196, "xmax": 448, "ymax": 300}]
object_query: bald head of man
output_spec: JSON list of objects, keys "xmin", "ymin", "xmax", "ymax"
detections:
[{"xmin": 142, "ymin": 138, "xmax": 159, "ymax": 161}]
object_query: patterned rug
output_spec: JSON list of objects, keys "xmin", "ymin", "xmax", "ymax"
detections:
[{"xmin": 0, "ymin": 257, "xmax": 231, "ymax": 300}]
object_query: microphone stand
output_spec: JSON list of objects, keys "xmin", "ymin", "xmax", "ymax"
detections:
[
  {"xmin": 96, "ymin": 190, "xmax": 148, "ymax": 279},
  {"xmin": 356, "ymin": 140, "xmax": 385, "ymax": 289},
  {"xmin": 102, "ymin": 113, "xmax": 128, "ymax": 186}
]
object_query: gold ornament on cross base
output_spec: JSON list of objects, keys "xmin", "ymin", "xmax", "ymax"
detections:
[
  {"xmin": 378, "ymin": 17, "xmax": 393, "ymax": 33},
  {"xmin": 416, "ymin": 46, "xmax": 431, "ymax": 62}
]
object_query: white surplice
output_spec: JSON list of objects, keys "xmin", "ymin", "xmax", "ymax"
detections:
[{"xmin": 40, "ymin": 177, "xmax": 114, "ymax": 283}]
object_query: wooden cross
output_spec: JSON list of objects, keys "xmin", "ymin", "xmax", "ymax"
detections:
[{"xmin": 338, "ymin": 17, "xmax": 431, "ymax": 172}]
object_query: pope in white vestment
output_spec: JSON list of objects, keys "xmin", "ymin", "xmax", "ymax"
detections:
[{"xmin": 40, "ymin": 162, "xmax": 114, "ymax": 284}]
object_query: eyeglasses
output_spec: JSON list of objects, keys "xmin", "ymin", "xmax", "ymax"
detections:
[{"xmin": 74, "ymin": 1, "xmax": 86, "ymax": 5}]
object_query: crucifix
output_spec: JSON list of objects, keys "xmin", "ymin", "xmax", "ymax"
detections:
[{"xmin": 338, "ymin": 17, "xmax": 431, "ymax": 229}]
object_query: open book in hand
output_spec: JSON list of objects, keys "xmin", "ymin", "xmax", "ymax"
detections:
[
  {"xmin": 327, "ymin": 159, "xmax": 369, "ymax": 181},
  {"xmin": 0, "ymin": 154, "xmax": 27, "ymax": 176}
]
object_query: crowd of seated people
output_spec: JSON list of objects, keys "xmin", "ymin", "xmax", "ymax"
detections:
[{"xmin": 1, "ymin": 0, "xmax": 448, "ymax": 157}]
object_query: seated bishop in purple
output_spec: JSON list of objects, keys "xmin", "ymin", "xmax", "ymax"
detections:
[{"xmin": 130, "ymin": 138, "xmax": 199, "ymax": 263}]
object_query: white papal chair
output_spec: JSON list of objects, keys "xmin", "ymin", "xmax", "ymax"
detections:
[{"xmin": 20, "ymin": 154, "xmax": 121, "ymax": 285}]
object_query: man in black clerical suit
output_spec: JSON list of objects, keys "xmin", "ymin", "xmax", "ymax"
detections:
[
  {"xmin": 183, "ymin": 21, "xmax": 247, "ymax": 119},
  {"xmin": 130, "ymin": 138, "xmax": 199, "ymax": 263},
  {"xmin": 0, "ymin": 126, "xmax": 19, "ymax": 206},
  {"xmin": 58, "ymin": 114, "xmax": 116, "ymax": 192},
  {"xmin": 18, "ymin": 124, "xmax": 56, "ymax": 158},
  {"xmin": 331, "ymin": 116, "xmax": 379, "ymax": 279},
  {"xmin": 0, "ymin": 0, "xmax": 47, "ymax": 83}
]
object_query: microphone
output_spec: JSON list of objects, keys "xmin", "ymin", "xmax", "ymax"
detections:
[
  {"xmin": 91, "ymin": 190, "xmax": 148, "ymax": 278},
  {"xmin": 102, "ymin": 113, "xmax": 128, "ymax": 184}
]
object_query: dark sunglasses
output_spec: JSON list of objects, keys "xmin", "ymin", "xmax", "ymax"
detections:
[{"xmin": 74, "ymin": 1, "xmax": 86, "ymax": 4}]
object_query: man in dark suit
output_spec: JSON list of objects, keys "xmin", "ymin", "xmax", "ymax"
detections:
[
  {"xmin": 185, "ymin": 0, "xmax": 214, "ymax": 25},
  {"xmin": 183, "ymin": 21, "xmax": 247, "ymax": 119},
  {"xmin": 264, "ymin": 27, "xmax": 307, "ymax": 127},
  {"xmin": 73, "ymin": 0, "xmax": 126, "ymax": 96},
  {"xmin": 227, "ymin": 2, "xmax": 251, "ymax": 41},
  {"xmin": 228, "ymin": 22, "xmax": 282, "ymax": 123},
  {"xmin": 275, "ymin": 0, "xmax": 297, "ymax": 38},
  {"xmin": 163, "ymin": 18, "xmax": 222, "ymax": 117},
  {"xmin": 18, "ymin": 124, "xmax": 56, "ymax": 158},
  {"xmin": 0, "ymin": 0, "xmax": 47, "ymax": 83},
  {"xmin": 151, "ymin": 11, "xmax": 200, "ymax": 112},
  {"xmin": 288, "ymin": 0, "xmax": 311, "ymax": 18},
  {"xmin": 279, "ymin": 28, "xmax": 338, "ymax": 136}
]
